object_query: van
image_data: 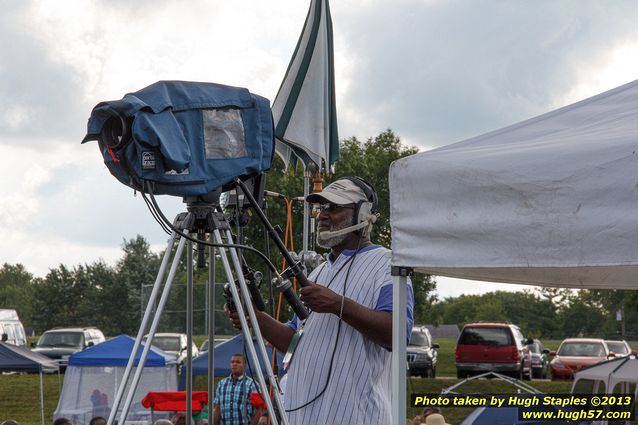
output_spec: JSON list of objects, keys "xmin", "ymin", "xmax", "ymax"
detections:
[
  {"xmin": 455, "ymin": 322, "xmax": 533, "ymax": 380},
  {"xmin": 0, "ymin": 309, "xmax": 28, "ymax": 347},
  {"xmin": 32, "ymin": 327, "xmax": 106, "ymax": 366}
]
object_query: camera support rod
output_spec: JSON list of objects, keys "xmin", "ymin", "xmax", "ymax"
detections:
[{"xmin": 236, "ymin": 178, "xmax": 311, "ymax": 288}]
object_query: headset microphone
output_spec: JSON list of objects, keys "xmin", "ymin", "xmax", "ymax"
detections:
[
  {"xmin": 318, "ymin": 212, "xmax": 378, "ymax": 239},
  {"xmin": 319, "ymin": 221, "xmax": 369, "ymax": 239}
]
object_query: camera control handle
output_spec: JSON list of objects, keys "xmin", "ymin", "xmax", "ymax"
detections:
[{"xmin": 274, "ymin": 278, "xmax": 309, "ymax": 320}]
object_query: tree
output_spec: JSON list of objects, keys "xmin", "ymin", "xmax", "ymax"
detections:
[
  {"xmin": 556, "ymin": 293, "xmax": 607, "ymax": 338},
  {"xmin": 0, "ymin": 263, "xmax": 35, "ymax": 326},
  {"xmin": 31, "ymin": 264, "xmax": 85, "ymax": 331},
  {"xmin": 434, "ymin": 291, "xmax": 557, "ymax": 337},
  {"xmin": 116, "ymin": 235, "xmax": 161, "ymax": 333},
  {"xmin": 28, "ymin": 261, "xmax": 119, "ymax": 333},
  {"xmin": 571, "ymin": 289, "xmax": 636, "ymax": 339}
]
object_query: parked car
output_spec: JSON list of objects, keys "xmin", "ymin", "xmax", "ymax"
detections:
[
  {"xmin": 455, "ymin": 322, "xmax": 533, "ymax": 380},
  {"xmin": 527, "ymin": 339, "xmax": 550, "ymax": 379},
  {"xmin": 605, "ymin": 340, "xmax": 633, "ymax": 357},
  {"xmin": 407, "ymin": 326, "xmax": 439, "ymax": 378},
  {"xmin": 549, "ymin": 338, "xmax": 611, "ymax": 380},
  {"xmin": 144, "ymin": 333, "xmax": 199, "ymax": 365},
  {"xmin": 32, "ymin": 327, "xmax": 105, "ymax": 365},
  {"xmin": 0, "ymin": 309, "xmax": 27, "ymax": 347}
]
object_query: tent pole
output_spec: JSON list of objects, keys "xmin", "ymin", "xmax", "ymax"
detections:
[
  {"xmin": 391, "ymin": 270, "xmax": 409, "ymax": 425},
  {"xmin": 40, "ymin": 369, "xmax": 45, "ymax": 425}
]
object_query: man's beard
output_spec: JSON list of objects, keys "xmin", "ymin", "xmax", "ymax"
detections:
[{"xmin": 316, "ymin": 216, "xmax": 352, "ymax": 248}]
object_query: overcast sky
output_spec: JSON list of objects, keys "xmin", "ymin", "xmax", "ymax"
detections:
[{"xmin": 2, "ymin": 0, "xmax": 638, "ymax": 298}]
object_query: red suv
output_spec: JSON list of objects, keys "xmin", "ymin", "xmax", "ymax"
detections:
[{"xmin": 455, "ymin": 323, "xmax": 533, "ymax": 380}]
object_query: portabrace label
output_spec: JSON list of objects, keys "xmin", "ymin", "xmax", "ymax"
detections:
[
  {"xmin": 142, "ymin": 151, "xmax": 156, "ymax": 169},
  {"xmin": 411, "ymin": 394, "xmax": 635, "ymax": 421}
]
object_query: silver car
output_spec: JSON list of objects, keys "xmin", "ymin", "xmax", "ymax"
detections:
[
  {"xmin": 605, "ymin": 340, "xmax": 633, "ymax": 358},
  {"xmin": 144, "ymin": 333, "xmax": 199, "ymax": 365}
]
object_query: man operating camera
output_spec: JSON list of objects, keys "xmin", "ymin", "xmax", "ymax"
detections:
[{"xmin": 229, "ymin": 176, "xmax": 414, "ymax": 425}]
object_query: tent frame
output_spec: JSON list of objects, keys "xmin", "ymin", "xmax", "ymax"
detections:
[{"xmin": 391, "ymin": 268, "xmax": 409, "ymax": 423}]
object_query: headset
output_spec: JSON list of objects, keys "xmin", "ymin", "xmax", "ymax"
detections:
[{"xmin": 318, "ymin": 176, "xmax": 379, "ymax": 239}]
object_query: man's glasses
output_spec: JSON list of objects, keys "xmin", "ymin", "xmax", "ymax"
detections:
[{"xmin": 316, "ymin": 203, "xmax": 355, "ymax": 213}]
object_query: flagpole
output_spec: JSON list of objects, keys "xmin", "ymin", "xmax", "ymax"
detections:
[{"xmin": 303, "ymin": 165, "xmax": 311, "ymax": 254}]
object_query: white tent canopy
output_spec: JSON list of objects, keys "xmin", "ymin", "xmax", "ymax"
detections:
[
  {"xmin": 389, "ymin": 79, "xmax": 638, "ymax": 289},
  {"xmin": 389, "ymin": 79, "xmax": 638, "ymax": 424},
  {"xmin": 573, "ymin": 356, "xmax": 638, "ymax": 395}
]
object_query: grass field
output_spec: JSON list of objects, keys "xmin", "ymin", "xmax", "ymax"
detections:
[{"xmin": 0, "ymin": 337, "xmax": 616, "ymax": 425}]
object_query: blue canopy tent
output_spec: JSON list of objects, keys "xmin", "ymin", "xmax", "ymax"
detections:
[
  {"xmin": 0, "ymin": 342, "xmax": 60, "ymax": 425},
  {"xmin": 54, "ymin": 335, "xmax": 178, "ymax": 425},
  {"xmin": 0, "ymin": 340, "xmax": 59, "ymax": 372},
  {"xmin": 68, "ymin": 334, "xmax": 174, "ymax": 366},
  {"xmin": 179, "ymin": 335, "xmax": 285, "ymax": 390}
]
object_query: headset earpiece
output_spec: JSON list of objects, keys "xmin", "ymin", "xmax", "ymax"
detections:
[{"xmin": 342, "ymin": 177, "xmax": 379, "ymax": 234}]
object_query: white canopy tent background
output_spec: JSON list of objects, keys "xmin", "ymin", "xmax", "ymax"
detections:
[
  {"xmin": 390, "ymin": 78, "xmax": 638, "ymax": 289},
  {"xmin": 573, "ymin": 356, "xmax": 638, "ymax": 396},
  {"xmin": 388, "ymin": 79, "xmax": 638, "ymax": 424}
]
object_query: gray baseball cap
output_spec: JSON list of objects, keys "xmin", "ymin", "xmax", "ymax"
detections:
[{"xmin": 306, "ymin": 178, "xmax": 367, "ymax": 205}]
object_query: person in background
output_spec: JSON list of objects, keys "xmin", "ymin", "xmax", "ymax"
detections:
[
  {"xmin": 53, "ymin": 418, "xmax": 73, "ymax": 425},
  {"xmin": 413, "ymin": 406, "xmax": 442, "ymax": 424},
  {"xmin": 2, "ymin": 420, "xmax": 19, "ymax": 425},
  {"xmin": 89, "ymin": 417, "xmax": 106, "ymax": 425},
  {"xmin": 213, "ymin": 354, "xmax": 262, "ymax": 425},
  {"xmin": 170, "ymin": 412, "xmax": 186, "ymax": 425},
  {"xmin": 425, "ymin": 413, "xmax": 451, "ymax": 425}
]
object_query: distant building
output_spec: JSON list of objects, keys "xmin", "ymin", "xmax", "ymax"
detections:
[{"xmin": 424, "ymin": 324, "xmax": 460, "ymax": 339}]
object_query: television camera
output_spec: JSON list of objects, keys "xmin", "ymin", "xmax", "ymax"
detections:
[{"xmin": 83, "ymin": 81, "xmax": 316, "ymax": 425}]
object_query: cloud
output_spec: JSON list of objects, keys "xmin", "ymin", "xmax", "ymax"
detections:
[
  {"xmin": 334, "ymin": 0, "xmax": 638, "ymax": 146},
  {"xmin": 0, "ymin": 142, "xmax": 183, "ymax": 276},
  {"xmin": 434, "ymin": 276, "xmax": 538, "ymax": 299},
  {"xmin": 0, "ymin": 2, "xmax": 87, "ymax": 146}
]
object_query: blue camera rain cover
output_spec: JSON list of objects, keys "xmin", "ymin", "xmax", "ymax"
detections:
[{"xmin": 82, "ymin": 81, "xmax": 274, "ymax": 197}]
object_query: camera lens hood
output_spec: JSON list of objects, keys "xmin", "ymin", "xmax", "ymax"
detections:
[{"xmin": 100, "ymin": 111, "xmax": 131, "ymax": 151}]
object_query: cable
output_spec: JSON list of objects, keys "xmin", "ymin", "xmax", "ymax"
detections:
[
  {"xmin": 143, "ymin": 181, "xmax": 278, "ymax": 274},
  {"xmin": 141, "ymin": 191, "xmax": 172, "ymax": 235}
]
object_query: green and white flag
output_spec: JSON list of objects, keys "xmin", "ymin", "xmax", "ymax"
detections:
[{"xmin": 272, "ymin": 0, "xmax": 339, "ymax": 172}]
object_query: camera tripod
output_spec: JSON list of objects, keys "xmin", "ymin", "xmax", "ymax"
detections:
[{"xmin": 106, "ymin": 202, "xmax": 291, "ymax": 425}]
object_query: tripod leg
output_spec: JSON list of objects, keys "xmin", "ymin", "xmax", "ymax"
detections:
[
  {"xmin": 206, "ymin": 240, "xmax": 216, "ymax": 424},
  {"xmin": 223, "ymin": 229, "xmax": 290, "ymax": 425},
  {"xmin": 118, "ymin": 232, "xmax": 190, "ymax": 424},
  {"xmin": 107, "ymin": 232, "xmax": 178, "ymax": 425},
  {"xmin": 212, "ymin": 229, "xmax": 287, "ymax": 425}
]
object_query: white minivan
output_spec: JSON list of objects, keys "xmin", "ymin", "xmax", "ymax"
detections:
[{"xmin": 0, "ymin": 309, "xmax": 27, "ymax": 347}]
